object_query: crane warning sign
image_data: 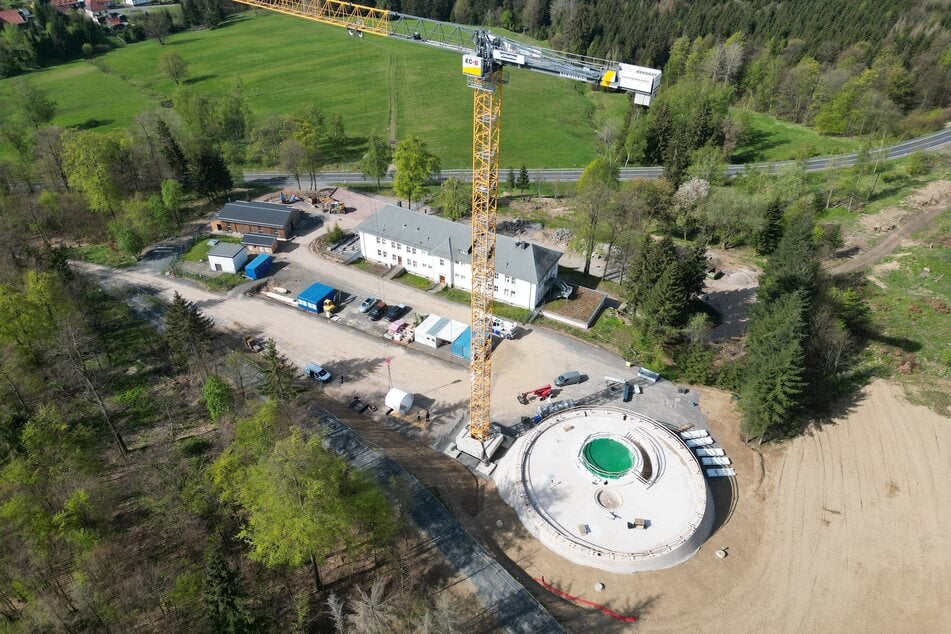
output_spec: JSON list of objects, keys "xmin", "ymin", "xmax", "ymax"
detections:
[{"xmin": 462, "ymin": 55, "xmax": 484, "ymax": 77}]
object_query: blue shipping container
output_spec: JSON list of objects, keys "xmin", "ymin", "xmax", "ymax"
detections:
[
  {"xmin": 451, "ymin": 327, "xmax": 471, "ymax": 360},
  {"xmin": 245, "ymin": 254, "xmax": 273, "ymax": 280},
  {"xmin": 296, "ymin": 282, "xmax": 335, "ymax": 313}
]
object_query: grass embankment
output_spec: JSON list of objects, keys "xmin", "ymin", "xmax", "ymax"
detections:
[
  {"xmin": 67, "ymin": 244, "xmax": 137, "ymax": 268},
  {"xmin": 731, "ymin": 109, "xmax": 864, "ymax": 163},
  {"xmin": 436, "ymin": 287, "xmax": 531, "ymax": 322},
  {"xmin": 0, "ymin": 12, "xmax": 625, "ymax": 168},
  {"xmin": 865, "ymin": 210, "xmax": 951, "ymax": 404},
  {"xmin": 395, "ymin": 272, "xmax": 434, "ymax": 290}
]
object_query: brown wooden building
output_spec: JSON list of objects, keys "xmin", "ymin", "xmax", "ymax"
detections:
[{"xmin": 210, "ymin": 201, "xmax": 302, "ymax": 241}]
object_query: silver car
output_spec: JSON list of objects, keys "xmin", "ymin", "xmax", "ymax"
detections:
[{"xmin": 359, "ymin": 296, "xmax": 377, "ymax": 313}]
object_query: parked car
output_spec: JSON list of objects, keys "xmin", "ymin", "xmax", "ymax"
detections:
[
  {"xmin": 367, "ymin": 300, "xmax": 386, "ymax": 321},
  {"xmin": 384, "ymin": 303, "xmax": 408, "ymax": 322},
  {"xmin": 359, "ymin": 296, "xmax": 377, "ymax": 313},
  {"xmin": 554, "ymin": 370, "xmax": 584, "ymax": 387},
  {"xmin": 304, "ymin": 363, "xmax": 332, "ymax": 383}
]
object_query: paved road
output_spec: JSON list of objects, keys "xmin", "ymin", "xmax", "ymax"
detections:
[
  {"xmin": 244, "ymin": 128, "xmax": 951, "ymax": 188},
  {"xmin": 311, "ymin": 400, "xmax": 564, "ymax": 633}
]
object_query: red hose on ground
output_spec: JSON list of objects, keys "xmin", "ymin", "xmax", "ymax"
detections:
[{"xmin": 535, "ymin": 576, "xmax": 638, "ymax": 622}]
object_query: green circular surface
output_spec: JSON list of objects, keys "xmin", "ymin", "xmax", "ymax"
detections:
[{"xmin": 582, "ymin": 438, "xmax": 634, "ymax": 479}]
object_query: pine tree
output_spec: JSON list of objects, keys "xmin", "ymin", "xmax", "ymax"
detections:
[
  {"xmin": 260, "ymin": 339, "xmax": 298, "ymax": 402},
  {"xmin": 165, "ymin": 292, "xmax": 215, "ymax": 375},
  {"xmin": 756, "ymin": 199, "xmax": 785, "ymax": 255},
  {"xmin": 758, "ymin": 212, "xmax": 821, "ymax": 306},
  {"xmin": 517, "ymin": 164, "xmax": 530, "ymax": 190},
  {"xmin": 677, "ymin": 240, "xmax": 708, "ymax": 297},
  {"xmin": 644, "ymin": 101, "xmax": 673, "ymax": 165},
  {"xmin": 641, "ymin": 263, "xmax": 687, "ymax": 344},
  {"xmin": 155, "ymin": 119, "xmax": 190, "ymax": 187},
  {"xmin": 190, "ymin": 146, "xmax": 233, "ymax": 202},
  {"xmin": 506, "ymin": 167, "xmax": 516, "ymax": 192},
  {"xmin": 201, "ymin": 545, "xmax": 255, "ymax": 634},
  {"xmin": 739, "ymin": 292, "xmax": 808, "ymax": 441}
]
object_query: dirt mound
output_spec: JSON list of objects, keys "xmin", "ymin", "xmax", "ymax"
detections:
[
  {"xmin": 904, "ymin": 179, "xmax": 951, "ymax": 210},
  {"xmin": 859, "ymin": 206, "xmax": 910, "ymax": 233}
]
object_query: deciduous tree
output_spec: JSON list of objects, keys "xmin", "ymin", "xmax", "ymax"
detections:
[
  {"xmin": 359, "ymin": 134, "xmax": 391, "ymax": 190},
  {"xmin": 393, "ymin": 136, "xmax": 440, "ymax": 209},
  {"xmin": 434, "ymin": 177, "xmax": 470, "ymax": 219},
  {"xmin": 160, "ymin": 51, "xmax": 189, "ymax": 85}
]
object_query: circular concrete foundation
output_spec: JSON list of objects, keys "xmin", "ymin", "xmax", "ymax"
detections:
[{"xmin": 496, "ymin": 407, "xmax": 715, "ymax": 573}]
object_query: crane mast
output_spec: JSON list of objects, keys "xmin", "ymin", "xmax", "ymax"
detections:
[{"xmin": 232, "ymin": 0, "xmax": 660, "ymax": 449}]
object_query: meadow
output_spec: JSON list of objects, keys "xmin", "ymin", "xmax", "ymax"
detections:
[{"xmin": 1, "ymin": 12, "xmax": 626, "ymax": 168}]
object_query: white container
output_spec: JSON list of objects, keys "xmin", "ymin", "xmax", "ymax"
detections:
[{"xmin": 384, "ymin": 388, "xmax": 414, "ymax": 414}]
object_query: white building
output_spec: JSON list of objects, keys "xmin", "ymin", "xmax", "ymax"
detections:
[
  {"xmin": 355, "ymin": 205, "xmax": 562, "ymax": 310},
  {"xmin": 207, "ymin": 242, "xmax": 248, "ymax": 274}
]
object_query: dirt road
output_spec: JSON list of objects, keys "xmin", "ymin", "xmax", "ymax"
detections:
[
  {"xmin": 483, "ymin": 380, "xmax": 951, "ymax": 632},
  {"xmin": 828, "ymin": 203, "xmax": 949, "ymax": 275}
]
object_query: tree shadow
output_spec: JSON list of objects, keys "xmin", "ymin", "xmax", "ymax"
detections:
[
  {"xmin": 322, "ymin": 135, "xmax": 368, "ymax": 165},
  {"xmin": 183, "ymin": 74, "xmax": 216, "ymax": 85},
  {"xmin": 74, "ymin": 117, "xmax": 114, "ymax": 130},
  {"xmin": 731, "ymin": 127, "xmax": 780, "ymax": 164}
]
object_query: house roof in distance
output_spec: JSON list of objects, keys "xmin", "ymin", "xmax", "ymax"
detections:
[
  {"xmin": 208, "ymin": 242, "xmax": 246, "ymax": 259},
  {"xmin": 355, "ymin": 205, "xmax": 562, "ymax": 285},
  {"xmin": 216, "ymin": 201, "xmax": 296, "ymax": 229},
  {"xmin": 0, "ymin": 9, "xmax": 26, "ymax": 24}
]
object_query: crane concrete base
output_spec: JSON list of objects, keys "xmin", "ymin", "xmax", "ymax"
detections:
[{"xmin": 455, "ymin": 426, "xmax": 504, "ymax": 466}]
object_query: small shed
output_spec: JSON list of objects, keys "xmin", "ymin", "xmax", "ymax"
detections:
[
  {"xmin": 207, "ymin": 242, "xmax": 248, "ymax": 273},
  {"xmin": 245, "ymin": 254, "xmax": 273, "ymax": 280},
  {"xmin": 416, "ymin": 314, "xmax": 469, "ymax": 349},
  {"xmin": 241, "ymin": 233, "xmax": 279, "ymax": 254},
  {"xmin": 451, "ymin": 326, "xmax": 471, "ymax": 360},
  {"xmin": 297, "ymin": 282, "xmax": 336, "ymax": 313}
]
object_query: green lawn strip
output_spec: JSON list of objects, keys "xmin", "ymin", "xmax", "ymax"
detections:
[
  {"xmin": 435, "ymin": 287, "xmax": 531, "ymax": 322},
  {"xmin": 395, "ymin": 272, "xmax": 434, "ymax": 290},
  {"xmin": 67, "ymin": 244, "xmax": 137, "ymax": 268},
  {"xmin": 731, "ymin": 109, "xmax": 864, "ymax": 163},
  {"xmin": 181, "ymin": 235, "xmax": 242, "ymax": 262}
]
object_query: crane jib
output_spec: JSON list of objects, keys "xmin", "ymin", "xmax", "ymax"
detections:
[{"xmin": 231, "ymin": 0, "xmax": 660, "ymax": 101}]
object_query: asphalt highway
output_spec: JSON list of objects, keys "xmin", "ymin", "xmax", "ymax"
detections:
[{"xmin": 243, "ymin": 127, "xmax": 951, "ymax": 188}]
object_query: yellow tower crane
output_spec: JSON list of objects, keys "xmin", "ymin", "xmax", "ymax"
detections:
[{"xmin": 233, "ymin": 0, "xmax": 661, "ymax": 456}]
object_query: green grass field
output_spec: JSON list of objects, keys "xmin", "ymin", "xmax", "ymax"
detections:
[
  {"xmin": 0, "ymin": 12, "xmax": 627, "ymax": 168},
  {"xmin": 732, "ymin": 109, "xmax": 863, "ymax": 163}
]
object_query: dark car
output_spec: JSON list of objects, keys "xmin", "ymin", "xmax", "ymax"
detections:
[
  {"xmin": 384, "ymin": 303, "xmax": 407, "ymax": 322},
  {"xmin": 367, "ymin": 301, "xmax": 386, "ymax": 321}
]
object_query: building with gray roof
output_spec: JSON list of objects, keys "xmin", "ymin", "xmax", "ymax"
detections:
[
  {"xmin": 210, "ymin": 201, "xmax": 302, "ymax": 240},
  {"xmin": 355, "ymin": 205, "xmax": 562, "ymax": 309}
]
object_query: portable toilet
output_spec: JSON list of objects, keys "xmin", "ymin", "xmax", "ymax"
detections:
[
  {"xmin": 451, "ymin": 326, "xmax": 471, "ymax": 361},
  {"xmin": 245, "ymin": 254, "xmax": 273, "ymax": 280},
  {"xmin": 384, "ymin": 388, "xmax": 414, "ymax": 414},
  {"xmin": 296, "ymin": 282, "xmax": 336, "ymax": 313}
]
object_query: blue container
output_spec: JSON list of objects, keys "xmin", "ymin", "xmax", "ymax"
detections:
[
  {"xmin": 451, "ymin": 327, "xmax": 471, "ymax": 360},
  {"xmin": 245, "ymin": 254, "xmax": 273, "ymax": 280},
  {"xmin": 296, "ymin": 282, "xmax": 335, "ymax": 313}
]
